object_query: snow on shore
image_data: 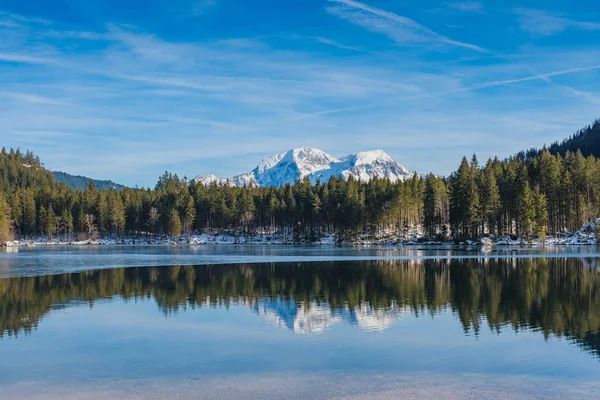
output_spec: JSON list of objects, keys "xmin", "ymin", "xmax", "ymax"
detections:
[{"xmin": 3, "ymin": 220, "xmax": 600, "ymax": 247}]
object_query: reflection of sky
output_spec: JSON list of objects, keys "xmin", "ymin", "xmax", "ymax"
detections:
[
  {"xmin": 2, "ymin": 245, "xmax": 600, "ymax": 278},
  {"xmin": 1, "ymin": 297, "xmax": 599, "ymax": 386}
]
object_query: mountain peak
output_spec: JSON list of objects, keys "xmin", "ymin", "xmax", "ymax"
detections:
[
  {"xmin": 194, "ymin": 147, "xmax": 412, "ymax": 187},
  {"xmin": 347, "ymin": 149, "xmax": 393, "ymax": 164},
  {"xmin": 291, "ymin": 147, "xmax": 336, "ymax": 159}
]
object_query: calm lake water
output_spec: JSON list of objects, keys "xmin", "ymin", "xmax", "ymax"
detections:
[{"xmin": 1, "ymin": 246, "xmax": 600, "ymax": 399}]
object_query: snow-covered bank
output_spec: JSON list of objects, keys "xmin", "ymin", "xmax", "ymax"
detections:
[
  {"xmin": 4, "ymin": 219, "xmax": 600, "ymax": 248},
  {"xmin": 478, "ymin": 218, "xmax": 600, "ymax": 247}
]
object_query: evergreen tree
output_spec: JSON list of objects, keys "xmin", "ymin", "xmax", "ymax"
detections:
[
  {"xmin": 109, "ymin": 194, "xmax": 126, "ymax": 235},
  {"xmin": 22, "ymin": 190, "xmax": 36, "ymax": 236},
  {"xmin": 184, "ymin": 196, "xmax": 196, "ymax": 235},
  {"xmin": 38, "ymin": 206, "xmax": 47, "ymax": 235},
  {"xmin": 519, "ymin": 181, "xmax": 536, "ymax": 238},
  {"xmin": 147, "ymin": 207, "xmax": 160, "ymax": 236},
  {"xmin": 62, "ymin": 209, "xmax": 74, "ymax": 237},
  {"xmin": 168, "ymin": 209, "xmax": 182, "ymax": 237},
  {"xmin": 46, "ymin": 206, "xmax": 57, "ymax": 239},
  {"xmin": 535, "ymin": 190, "xmax": 548, "ymax": 241},
  {"xmin": 0, "ymin": 192, "xmax": 12, "ymax": 242},
  {"xmin": 423, "ymin": 174, "xmax": 447, "ymax": 238},
  {"xmin": 480, "ymin": 161, "xmax": 500, "ymax": 235},
  {"xmin": 450, "ymin": 157, "xmax": 480, "ymax": 239}
]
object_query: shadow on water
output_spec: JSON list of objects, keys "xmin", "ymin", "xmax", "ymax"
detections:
[{"xmin": 1, "ymin": 257, "xmax": 600, "ymax": 359}]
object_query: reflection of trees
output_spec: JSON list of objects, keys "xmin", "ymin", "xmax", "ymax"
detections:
[{"xmin": 1, "ymin": 258, "xmax": 599, "ymax": 357}]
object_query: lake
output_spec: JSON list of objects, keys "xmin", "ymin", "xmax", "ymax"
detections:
[{"xmin": 1, "ymin": 246, "xmax": 600, "ymax": 399}]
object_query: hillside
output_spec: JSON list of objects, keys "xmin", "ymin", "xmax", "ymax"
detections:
[
  {"xmin": 52, "ymin": 171, "xmax": 126, "ymax": 191},
  {"xmin": 547, "ymin": 119, "xmax": 600, "ymax": 157}
]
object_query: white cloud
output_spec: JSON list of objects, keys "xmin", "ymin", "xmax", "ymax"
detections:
[
  {"xmin": 2, "ymin": 8, "xmax": 600, "ymax": 184},
  {"xmin": 0, "ymin": 91, "xmax": 65, "ymax": 105},
  {"xmin": 0, "ymin": 11, "xmax": 52, "ymax": 26},
  {"xmin": 0, "ymin": 52, "xmax": 57, "ymax": 64},
  {"xmin": 326, "ymin": 0, "xmax": 486, "ymax": 52},
  {"xmin": 515, "ymin": 8, "xmax": 600, "ymax": 36}
]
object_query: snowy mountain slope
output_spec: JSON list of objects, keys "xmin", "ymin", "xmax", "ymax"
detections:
[
  {"xmin": 194, "ymin": 147, "xmax": 412, "ymax": 187},
  {"xmin": 194, "ymin": 174, "xmax": 232, "ymax": 186},
  {"xmin": 312, "ymin": 150, "xmax": 412, "ymax": 184}
]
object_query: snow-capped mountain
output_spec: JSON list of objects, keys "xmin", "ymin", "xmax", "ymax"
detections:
[{"xmin": 194, "ymin": 147, "xmax": 412, "ymax": 187}]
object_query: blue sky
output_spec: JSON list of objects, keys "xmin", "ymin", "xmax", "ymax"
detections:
[{"xmin": 1, "ymin": 0, "xmax": 600, "ymax": 187}]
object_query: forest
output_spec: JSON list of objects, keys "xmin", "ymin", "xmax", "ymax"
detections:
[{"xmin": 1, "ymin": 120, "xmax": 600, "ymax": 243}]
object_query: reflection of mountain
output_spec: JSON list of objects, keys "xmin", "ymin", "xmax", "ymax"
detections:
[
  {"xmin": 253, "ymin": 299, "xmax": 341, "ymax": 334},
  {"xmin": 252, "ymin": 298, "xmax": 406, "ymax": 334},
  {"xmin": 351, "ymin": 303, "xmax": 406, "ymax": 331},
  {"xmin": 1, "ymin": 258, "xmax": 600, "ymax": 359}
]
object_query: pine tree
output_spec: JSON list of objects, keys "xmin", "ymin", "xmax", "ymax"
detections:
[
  {"xmin": 480, "ymin": 161, "xmax": 500, "ymax": 235},
  {"xmin": 147, "ymin": 207, "xmax": 160, "ymax": 236},
  {"xmin": 423, "ymin": 174, "xmax": 442, "ymax": 238},
  {"xmin": 46, "ymin": 206, "xmax": 57, "ymax": 239},
  {"xmin": 184, "ymin": 196, "xmax": 196, "ymax": 235},
  {"xmin": 535, "ymin": 190, "xmax": 548, "ymax": 241},
  {"xmin": 62, "ymin": 209, "xmax": 74, "ymax": 237},
  {"xmin": 109, "ymin": 194, "xmax": 126, "ymax": 235},
  {"xmin": 450, "ymin": 157, "xmax": 480, "ymax": 239},
  {"xmin": 0, "ymin": 192, "xmax": 12, "ymax": 243},
  {"xmin": 519, "ymin": 181, "xmax": 536, "ymax": 238},
  {"xmin": 38, "ymin": 206, "xmax": 47, "ymax": 236},
  {"xmin": 168, "ymin": 209, "xmax": 182, "ymax": 237},
  {"xmin": 22, "ymin": 190, "xmax": 36, "ymax": 236},
  {"xmin": 467, "ymin": 174, "xmax": 481, "ymax": 237}
]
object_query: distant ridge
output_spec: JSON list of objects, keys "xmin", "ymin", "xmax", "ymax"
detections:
[
  {"xmin": 195, "ymin": 147, "xmax": 412, "ymax": 187},
  {"xmin": 52, "ymin": 171, "xmax": 126, "ymax": 191},
  {"xmin": 547, "ymin": 119, "xmax": 600, "ymax": 157},
  {"xmin": 516, "ymin": 118, "xmax": 600, "ymax": 160}
]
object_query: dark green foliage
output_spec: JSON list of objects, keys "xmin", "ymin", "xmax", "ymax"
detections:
[
  {"xmin": 423, "ymin": 174, "xmax": 448, "ymax": 239},
  {"xmin": 548, "ymin": 119, "xmax": 600, "ymax": 158},
  {"xmin": 0, "ymin": 147, "xmax": 428, "ymax": 241},
  {"xmin": 0, "ymin": 192, "xmax": 11, "ymax": 242},
  {"xmin": 2, "ymin": 118, "xmax": 600, "ymax": 242},
  {"xmin": 52, "ymin": 171, "xmax": 126, "ymax": 191}
]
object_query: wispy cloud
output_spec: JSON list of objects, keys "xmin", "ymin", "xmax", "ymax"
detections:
[
  {"xmin": 46, "ymin": 29, "xmax": 111, "ymax": 40},
  {"xmin": 313, "ymin": 37, "xmax": 366, "ymax": 52},
  {"xmin": 326, "ymin": 0, "xmax": 486, "ymax": 52},
  {"xmin": 0, "ymin": 90, "xmax": 65, "ymax": 105},
  {"xmin": 0, "ymin": 11, "xmax": 51, "ymax": 26},
  {"xmin": 465, "ymin": 64, "xmax": 600, "ymax": 91},
  {"xmin": 0, "ymin": 52, "xmax": 57, "ymax": 64},
  {"xmin": 445, "ymin": 2, "xmax": 484, "ymax": 14},
  {"xmin": 1, "ymin": 5, "xmax": 600, "ymax": 184},
  {"xmin": 298, "ymin": 62, "xmax": 600, "ymax": 118},
  {"xmin": 516, "ymin": 8, "xmax": 600, "ymax": 36}
]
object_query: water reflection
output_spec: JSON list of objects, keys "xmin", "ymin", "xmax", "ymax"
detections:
[{"xmin": 1, "ymin": 258, "xmax": 600, "ymax": 358}]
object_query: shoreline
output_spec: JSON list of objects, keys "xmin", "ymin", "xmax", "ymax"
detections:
[
  {"xmin": 5, "ymin": 220, "xmax": 599, "ymax": 248},
  {"xmin": 3, "ymin": 236, "xmax": 598, "ymax": 248}
]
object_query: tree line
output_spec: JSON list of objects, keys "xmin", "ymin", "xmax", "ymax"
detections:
[{"xmin": 1, "ymin": 138, "xmax": 600, "ymax": 242}]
